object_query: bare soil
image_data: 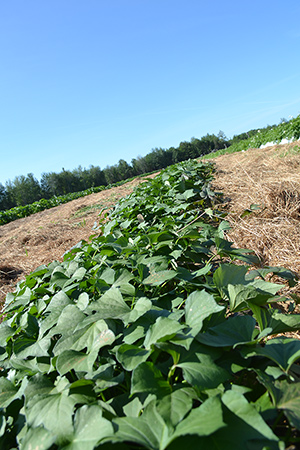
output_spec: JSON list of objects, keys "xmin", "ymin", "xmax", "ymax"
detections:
[{"xmin": 1, "ymin": 142, "xmax": 300, "ymax": 312}]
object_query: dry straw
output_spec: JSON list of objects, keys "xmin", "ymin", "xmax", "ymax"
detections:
[{"xmin": 210, "ymin": 142, "xmax": 300, "ymax": 314}]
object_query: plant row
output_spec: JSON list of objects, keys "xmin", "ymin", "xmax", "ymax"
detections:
[
  {"xmin": 0, "ymin": 178, "xmax": 137, "ymax": 226},
  {"xmin": 204, "ymin": 114, "xmax": 300, "ymax": 159},
  {"xmin": 2, "ymin": 115, "xmax": 299, "ymax": 226},
  {"xmin": 0, "ymin": 160, "xmax": 300, "ymax": 449},
  {"xmin": 0, "ymin": 134, "xmax": 228, "ymax": 212}
]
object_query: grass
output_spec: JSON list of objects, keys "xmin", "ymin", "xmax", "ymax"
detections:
[
  {"xmin": 72, "ymin": 203, "xmax": 104, "ymax": 217},
  {"xmin": 72, "ymin": 219, "xmax": 87, "ymax": 228},
  {"xmin": 278, "ymin": 145, "xmax": 300, "ymax": 158},
  {"xmin": 73, "ymin": 193, "xmax": 124, "ymax": 218}
]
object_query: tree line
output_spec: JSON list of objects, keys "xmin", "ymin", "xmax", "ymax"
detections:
[{"xmin": 0, "ymin": 126, "xmax": 272, "ymax": 211}]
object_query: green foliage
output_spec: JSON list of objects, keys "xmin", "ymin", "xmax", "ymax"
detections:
[
  {"xmin": 0, "ymin": 178, "xmax": 137, "ymax": 225},
  {"xmin": 0, "ymin": 130, "xmax": 229, "ymax": 213},
  {"xmin": 204, "ymin": 114, "xmax": 300, "ymax": 159},
  {"xmin": 2, "ymin": 115, "xmax": 299, "ymax": 217},
  {"xmin": 0, "ymin": 183, "xmax": 13, "ymax": 211},
  {"xmin": 0, "ymin": 160, "xmax": 299, "ymax": 449},
  {"xmin": 5, "ymin": 173, "xmax": 42, "ymax": 207},
  {"xmin": 0, "ymin": 186, "xmax": 101, "ymax": 225}
]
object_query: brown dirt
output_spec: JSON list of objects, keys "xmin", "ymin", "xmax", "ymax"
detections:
[
  {"xmin": 0, "ymin": 174, "xmax": 157, "ymax": 304},
  {"xmin": 1, "ymin": 141, "xmax": 300, "ymax": 314}
]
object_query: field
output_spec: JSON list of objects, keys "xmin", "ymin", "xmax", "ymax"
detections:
[
  {"xmin": 1, "ymin": 141, "xmax": 299, "ymax": 307},
  {"xmin": 0, "ymin": 174, "xmax": 158, "ymax": 304},
  {"xmin": 211, "ymin": 141, "xmax": 300, "ymax": 312},
  {"xmin": 1, "ymin": 141, "xmax": 300, "ymax": 449}
]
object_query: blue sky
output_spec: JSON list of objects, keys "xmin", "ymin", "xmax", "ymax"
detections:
[{"xmin": 1, "ymin": 0, "xmax": 300, "ymax": 185}]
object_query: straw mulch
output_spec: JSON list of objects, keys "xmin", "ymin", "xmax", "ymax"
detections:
[
  {"xmin": 1, "ymin": 142, "xmax": 300, "ymax": 322},
  {"xmin": 0, "ymin": 174, "xmax": 158, "ymax": 305},
  {"xmin": 210, "ymin": 141, "xmax": 300, "ymax": 317}
]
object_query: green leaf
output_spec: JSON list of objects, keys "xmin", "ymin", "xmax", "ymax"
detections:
[
  {"xmin": 4, "ymin": 286, "xmax": 32, "ymax": 312},
  {"xmin": 222, "ymin": 390, "xmax": 279, "ymax": 442},
  {"xmin": 68, "ymin": 379, "xmax": 96, "ymax": 405},
  {"xmin": 213, "ymin": 264, "xmax": 248, "ymax": 298},
  {"xmin": 98, "ymin": 267, "xmax": 115, "ymax": 285},
  {"xmin": 76, "ymin": 292, "xmax": 89, "ymax": 310},
  {"xmin": 116, "ymin": 344, "xmax": 151, "ymax": 371},
  {"xmin": 214, "ymin": 264, "xmax": 283, "ymax": 305},
  {"xmin": 70, "ymin": 266, "xmax": 87, "ymax": 281},
  {"xmin": 228, "ymin": 284, "xmax": 258, "ymax": 312},
  {"xmin": 178, "ymin": 359, "xmax": 230, "ymax": 390},
  {"xmin": 53, "ymin": 320, "xmax": 115, "ymax": 356},
  {"xmin": 269, "ymin": 311, "xmax": 300, "ymax": 334},
  {"xmin": 131, "ymin": 362, "xmax": 171, "ymax": 397},
  {"xmin": 13, "ymin": 335, "xmax": 51, "ymax": 358},
  {"xmin": 20, "ymin": 426, "xmax": 56, "ymax": 450},
  {"xmin": 242, "ymin": 337, "xmax": 300, "ymax": 372},
  {"xmin": 185, "ymin": 290, "xmax": 224, "ymax": 334},
  {"xmin": 113, "ymin": 405, "xmax": 169, "ymax": 450},
  {"xmin": 0, "ymin": 324, "xmax": 15, "ymax": 346},
  {"xmin": 249, "ymin": 278, "xmax": 284, "ymax": 304},
  {"xmin": 49, "ymin": 304, "xmax": 86, "ymax": 337},
  {"xmin": 39, "ymin": 291, "xmax": 73, "ymax": 337},
  {"xmin": 9, "ymin": 354, "xmax": 40, "ymax": 375},
  {"xmin": 25, "ymin": 391, "xmax": 76, "ymax": 441},
  {"xmin": 147, "ymin": 231, "xmax": 174, "ymax": 244},
  {"xmin": 24, "ymin": 374, "xmax": 55, "ymax": 400},
  {"xmin": 93, "ymin": 365, "xmax": 124, "ymax": 391},
  {"xmin": 156, "ymin": 389, "xmax": 193, "ymax": 427},
  {"xmin": 0, "ymin": 414, "xmax": 5, "ymax": 438},
  {"xmin": 143, "ymin": 270, "xmax": 177, "ymax": 286},
  {"xmin": 275, "ymin": 380, "xmax": 300, "ymax": 430},
  {"xmin": 247, "ymin": 266, "xmax": 297, "ymax": 285},
  {"xmin": 86, "ymin": 287, "xmax": 131, "ymax": 320},
  {"xmin": 173, "ymin": 396, "xmax": 225, "ymax": 438},
  {"xmin": 124, "ymin": 323, "xmax": 146, "ymax": 345},
  {"xmin": 144, "ymin": 316, "xmax": 184, "ymax": 349},
  {"xmin": 176, "ymin": 189, "xmax": 195, "ymax": 201},
  {"xmin": 124, "ymin": 297, "xmax": 152, "ymax": 325},
  {"xmin": 112, "ymin": 269, "xmax": 135, "ymax": 296},
  {"xmin": 50, "ymin": 267, "xmax": 70, "ymax": 288},
  {"xmin": 56, "ymin": 350, "xmax": 98, "ymax": 375},
  {"xmin": 123, "ymin": 397, "xmax": 143, "ymax": 417},
  {"xmin": 17, "ymin": 311, "xmax": 35, "ymax": 334},
  {"xmin": 196, "ymin": 315, "xmax": 257, "ymax": 347},
  {"xmin": 62, "ymin": 405, "xmax": 114, "ymax": 450},
  {"xmin": 0, "ymin": 378, "xmax": 19, "ymax": 408},
  {"xmin": 178, "ymin": 386, "xmax": 282, "ymax": 450}
]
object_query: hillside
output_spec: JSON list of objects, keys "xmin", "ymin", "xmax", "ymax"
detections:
[
  {"xmin": 0, "ymin": 173, "xmax": 158, "ymax": 304},
  {"xmin": 1, "ymin": 141, "xmax": 300, "ymax": 306},
  {"xmin": 211, "ymin": 141, "xmax": 300, "ymax": 273},
  {"xmin": 1, "ymin": 152, "xmax": 300, "ymax": 449}
]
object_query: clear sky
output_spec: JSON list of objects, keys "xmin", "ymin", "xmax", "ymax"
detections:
[{"xmin": 1, "ymin": 0, "xmax": 300, "ymax": 185}]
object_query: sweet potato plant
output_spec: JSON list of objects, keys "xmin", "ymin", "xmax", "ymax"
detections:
[{"xmin": 0, "ymin": 160, "xmax": 300, "ymax": 449}]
